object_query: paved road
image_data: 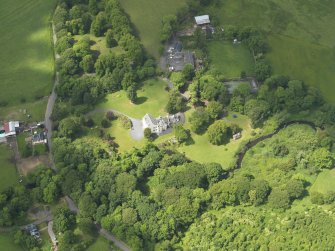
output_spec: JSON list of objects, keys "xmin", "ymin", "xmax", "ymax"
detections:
[
  {"xmin": 47, "ymin": 221, "xmax": 57, "ymax": 248},
  {"xmin": 45, "ymin": 24, "xmax": 60, "ymax": 167},
  {"xmin": 86, "ymin": 108, "xmax": 144, "ymax": 140}
]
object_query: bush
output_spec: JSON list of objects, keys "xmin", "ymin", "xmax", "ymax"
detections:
[
  {"xmin": 144, "ymin": 128, "xmax": 152, "ymax": 140},
  {"xmin": 101, "ymin": 118, "xmax": 110, "ymax": 128},
  {"xmin": 119, "ymin": 115, "xmax": 132, "ymax": 129},
  {"xmin": 106, "ymin": 111, "xmax": 115, "ymax": 121},
  {"xmin": 311, "ymin": 192, "xmax": 325, "ymax": 205}
]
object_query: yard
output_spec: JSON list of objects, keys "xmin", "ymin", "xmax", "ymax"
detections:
[
  {"xmin": 0, "ymin": 145, "xmax": 18, "ymax": 192},
  {"xmin": 179, "ymin": 111, "xmax": 256, "ymax": 169},
  {"xmin": 310, "ymin": 169, "xmax": 335, "ymax": 194},
  {"xmin": 120, "ymin": 0, "xmax": 187, "ymax": 58},
  {"xmin": 87, "ymin": 236, "xmax": 112, "ymax": 251},
  {"xmin": 205, "ymin": 0, "xmax": 335, "ymax": 102},
  {"xmin": 97, "ymin": 78, "xmax": 169, "ymax": 119},
  {"xmin": 0, "ymin": 233, "xmax": 22, "ymax": 251},
  {"xmin": 208, "ymin": 41, "xmax": 255, "ymax": 79},
  {"xmin": 0, "ymin": 0, "xmax": 55, "ymax": 110},
  {"xmin": 74, "ymin": 35, "xmax": 124, "ymax": 56}
]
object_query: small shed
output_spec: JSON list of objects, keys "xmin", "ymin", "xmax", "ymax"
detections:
[{"xmin": 195, "ymin": 15, "xmax": 210, "ymax": 26}]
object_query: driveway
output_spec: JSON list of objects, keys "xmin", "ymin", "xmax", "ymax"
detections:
[{"xmin": 86, "ymin": 108, "xmax": 144, "ymax": 140}]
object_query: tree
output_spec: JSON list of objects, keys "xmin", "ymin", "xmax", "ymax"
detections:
[
  {"xmin": 160, "ymin": 15, "xmax": 177, "ymax": 42},
  {"xmin": 286, "ymin": 179, "xmax": 305, "ymax": 200},
  {"xmin": 165, "ymin": 90, "xmax": 185, "ymax": 114},
  {"xmin": 144, "ymin": 128, "xmax": 152, "ymax": 140},
  {"xmin": 310, "ymin": 192, "xmax": 324, "ymax": 205},
  {"xmin": 78, "ymin": 193, "xmax": 97, "ymax": 219},
  {"xmin": 80, "ymin": 55, "xmax": 94, "ymax": 73},
  {"xmin": 56, "ymin": 36, "xmax": 74, "ymax": 55},
  {"xmin": 53, "ymin": 208, "xmax": 76, "ymax": 233},
  {"xmin": 106, "ymin": 29, "xmax": 118, "ymax": 48},
  {"xmin": 101, "ymin": 118, "xmax": 110, "ymax": 128},
  {"xmin": 205, "ymin": 163, "xmax": 226, "ymax": 185},
  {"xmin": 90, "ymin": 12, "xmax": 107, "ymax": 36},
  {"xmin": 255, "ymin": 61, "xmax": 272, "ymax": 82},
  {"xmin": 122, "ymin": 207, "xmax": 138, "ymax": 226},
  {"xmin": 244, "ymin": 99, "xmax": 270, "ymax": 128},
  {"xmin": 308, "ymin": 148, "xmax": 334, "ymax": 172},
  {"xmin": 182, "ymin": 64, "xmax": 195, "ymax": 81},
  {"xmin": 249, "ymin": 179, "xmax": 270, "ymax": 205},
  {"xmin": 127, "ymin": 86, "xmax": 137, "ymax": 103},
  {"xmin": 106, "ymin": 111, "xmax": 115, "ymax": 121},
  {"xmin": 206, "ymin": 101, "xmax": 223, "ymax": 119},
  {"xmin": 207, "ymin": 120, "xmax": 230, "ymax": 145},
  {"xmin": 174, "ymin": 124, "xmax": 190, "ymax": 143},
  {"xmin": 58, "ymin": 117, "xmax": 82, "ymax": 139},
  {"xmin": 189, "ymin": 107, "xmax": 210, "ymax": 134},
  {"xmin": 268, "ymin": 188, "xmax": 290, "ymax": 210}
]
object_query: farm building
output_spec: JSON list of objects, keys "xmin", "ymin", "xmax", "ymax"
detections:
[
  {"xmin": 0, "ymin": 121, "xmax": 20, "ymax": 141},
  {"xmin": 32, "ymin": 131, "xmax": 47, "ymax": 145},
  {"xmin": 142, "ymin": 113, "xmax": 181, "ymax": 135},
  {"xmin": 195, "ymin": 15, "xmax": 210, "ymax": 26}
]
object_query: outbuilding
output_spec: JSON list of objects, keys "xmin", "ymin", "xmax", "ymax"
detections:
[{"xmin": 194, "ymin": 15, "xmax": 210, "ymax": 26}]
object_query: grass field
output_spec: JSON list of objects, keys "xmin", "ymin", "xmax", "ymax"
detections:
[
  {"xmin": 205, "ymin": 0, "xmax": 335, "ymax": 102},
  {"xmin": 0, "ymin": 145, "xmax": 18, "ymax": 192},
  {"xmin": 0, "ymin": 0, "xmax": 55, "ymax": 110},
  {"xmin": 120, "ymin": 0, "xmax": 186, "ymax": 58},
  {"xmin": 0, "ymin": 233, "xmax": 22, "ymax": 251},
  {"xmin": 74, "ymin": 35, "xmax": 124, "ymax": 56},
  {"xmin": 310, "ymin": 169, "xmax": 335, "ymax": 194},
  {"xmin": 208, "ymin": 41, "xmax": 255, "ymax": 78},
  {"xmin": 98, "ymin": 78, "xmax": 169, "ymax": 119},
  {"xmin": 87, "ymin": 236, "xmax": 112, "ymax": 251},
  {"xmin": 179, "ymin": 112, "xmax": 257, "ymax": 168}
]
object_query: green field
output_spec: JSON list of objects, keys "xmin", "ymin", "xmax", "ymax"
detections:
[
  {"xmin": 206, "ymin": 0, "xmax": 335, "ymax": 102},
  {"xmin": 98, "ymin": 79, "xmax": 169, "ymax": 119},
  {"xmin": 74, "ymin": 35, "xmax": 124, "ymax": 56},
  {"xmin": 87, "ymin": 236, "xmax": 112, "ymax": 251},
  {"xmin": 0, "ymin": 233, "xmax": 22, "ymax": 251},
  {"xmin": 0, "ymin": 0, "xmax": 55, "ymax": 112},
  {"xmin": 120, "ymin": 0, "xmax": 186, "ymax": 58},
  {"xmin": 208, "ymin": 41, "xmax": 255, "ymax": 78},
  {"xmin": 0, "ymin": 145, "xmax": 18, "ymax": 192},
  {"xmin": 311, "ymin": 169, "xmax": 335, "ymax": 194},
  {"xmin": 179, "ymin": 112, "xmax": 257, "ymax": 168}
]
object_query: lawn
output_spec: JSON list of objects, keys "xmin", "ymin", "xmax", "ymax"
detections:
[
  {"xmin": 179, "ymin": 111, "xmax": 257, "ymax": 169},
  {"xmin": 0, "ymin": 0, "xmax": 55, "ymax": 109},
  {"xmin": 98, "ymin": 78, "xmax": 169, "ymax": 119},
  {"xmin": 74, "ymin": 35, "xmax": 124, "ymax": 56},
  {"xmin": 0, "ymin": 145, "xmax": 18, "ymax": 192},
  {"xmin": 205, "ymin": 0, "xmax": 335, "ymax": 102},
  {"xmin": 120, "ymin": 0, "xmax": 187, "ymax": 58},
  {"xmin": 0, "ymin": 233, "xmax": 22, "ymax": 251},
  {"xmin": 208, "ymin": 41, "xmax": 255, "ymax": 79},
  {"xmin": 310, "ymin": 169, "xmax": 335, "ymax": 194},
  {"xmin": 87, "ymin": 236, "xmax": 112, "ymax": 251}
]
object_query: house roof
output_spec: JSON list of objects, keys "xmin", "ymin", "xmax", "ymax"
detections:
[
  {"xmin": 143, "ymin": 114, "xmax": 157, "ymax": 126},
  {"xmin": 195, "ymin": 15, "xmax": 210, "ymax": 25},
  {"xmin": 3, "ymin": 122, "xmax": 10, "ymax": 133},
  {"xmin": 32, "ymin": 131, "xmax": 46, "ymax": 142}
]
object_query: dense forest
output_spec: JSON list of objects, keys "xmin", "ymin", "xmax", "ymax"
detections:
[{"xmin": 1, "ymin": 0, "xmax": 335, "ymax": 250}]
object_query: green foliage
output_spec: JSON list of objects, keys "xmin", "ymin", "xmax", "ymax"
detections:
[
  {"xmin": 174, "ymin": 124, "xmax": 191, "ymax": 144},
  {"xmin": 182, "ymin": 64, "xmax": 195, "ymax": 81},
  {"xmin": 165, "ymin": 90, "xmax": 185, "ymax": 114},
  {"xmin": 254, "ymin": 61, "xmax": 272, "ymax": 82},
  {"xmin": 54, "ymin": 207, "xmax": 76, "ymax": 233},
  {"xmin": 144, "ymin": 128, "xmax": 152, "ymax": 140},
  {"xmin": 160, "ymin": 15, "xmax": 177, "ymax": 43},
  {"xmin": 189, "ymin": 107, "xmax": 210, "ymax": 134},
  {"xmin": 268, "ymin": 188, "xmax": 291, "ymax": 210},
  {"xmin": 207, "ymin": 120, "xmax": 231, "ymax": 145},
  {"xmin": 106, "ymin": 29, "xmax": 118, "ymax": 48},
  {"xmin": 58, "ymin": 116, "xmax": 82, "ymax": 139},
  {"xmin": 206, "ymin": 101, "xmax": 223, "ymax": 120}
]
